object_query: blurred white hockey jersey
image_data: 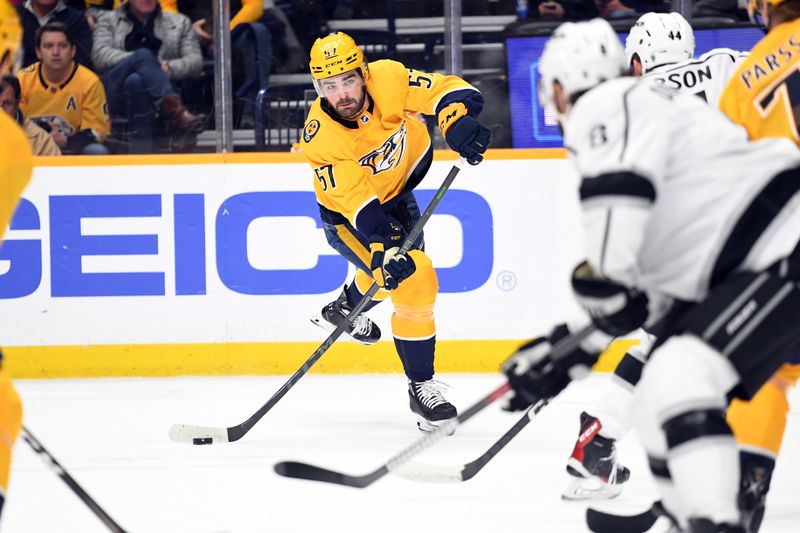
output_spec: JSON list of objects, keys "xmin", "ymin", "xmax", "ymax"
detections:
[
  {"xmin": 640, "ymin": 48, "xmax": 748, "ymax": 108},
  {"xmin": 563, "ymin": 77, "xmax": 800, "ymax": 319}
]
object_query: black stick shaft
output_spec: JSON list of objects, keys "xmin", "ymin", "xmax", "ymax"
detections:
[
  {"xmin": 21, "ymin": 427, "xmax": 127, "ymax": 533},
  {"xmin": 460, "ymin": 398, "xmax": 549, "ymax": 480},
  {"xmin": 274, "ymin": 323, "xmax": 599, "ymax": 487},
  {"xmin": 382, "ymin": 323, "xmax": 596, "ymax": 473}
]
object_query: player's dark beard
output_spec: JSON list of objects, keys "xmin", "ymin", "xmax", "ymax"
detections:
[{"xmin": 334, "ymin": 92, "xmax": 366, "ymax": 119}]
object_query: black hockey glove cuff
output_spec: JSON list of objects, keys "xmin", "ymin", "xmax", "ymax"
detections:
[
  {"xmin": 571, "ymin": 262, "xmax": 649, "ymax": 337},
  {"xmin": 501, "ymin": 324, "xmax": 597, "ymax": 411},
  {"xmin": 443, "ymin": 114, "xmax": 492, "ymax": 165}
]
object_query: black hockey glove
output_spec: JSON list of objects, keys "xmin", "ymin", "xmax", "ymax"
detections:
[
  {"xmin": 501, "ymin": 324, "xmax": 597, "ymax": 411},
  {"xmin": 369, "ymin": 221, "xmax": 416, "ymax": 290},
  {"xmin": 571, "ymin": 262, "xmax": 649, "ymax": 337},
  {"xmin": 443, "ymin": 115, "xmax": 492, "ymax": 165}
]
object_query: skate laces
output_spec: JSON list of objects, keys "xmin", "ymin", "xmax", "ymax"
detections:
[
  {"xmin": 411, "ymin": 379, "xmax": 451, "ymax": 408},
  {"xmin": 349, "ymin": 313, "xmax": 372, "ymax": 336},
  {"xmin": 335, "ymin": 300, "xmax": 372, "ymax": 337},
  {"xmin": 594, "ymin": 437, "xmax": 620, "ymax": 481}
]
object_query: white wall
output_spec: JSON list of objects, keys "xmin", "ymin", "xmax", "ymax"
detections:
[{"xmin": 0, "ymin": 157, "xmax": 587, "ymax": 347}]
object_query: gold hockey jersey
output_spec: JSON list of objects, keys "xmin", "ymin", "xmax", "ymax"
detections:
[
  {"xmin": 17, "ymin": 61, "xmax": 110, "ymax": 142},
  {"xmin": 300, "ymin": 59, "xmax": 481, "ymax": 230},
  {"xmin": 718, "ymin": 19, "xmax": 800, "ymax": 147},
  {"xmin": 1, "ymin": 111, "xmax": 33, "ymax": 240}
]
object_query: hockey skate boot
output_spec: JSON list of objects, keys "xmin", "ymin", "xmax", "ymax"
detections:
[
  {"xmin": 310, "ymin": 286, "xmax": 381, "ymax": 345},
  {"xmin": 738, "ymin": 452, "xmax": 774, "ymax": 533},
  {"xmin": 562, "ymin": 411, "xmax": 630, "ymax": 501},
  {"xmin": 408, "ymin": 379, "xmax": 458, "ymax": 434}
]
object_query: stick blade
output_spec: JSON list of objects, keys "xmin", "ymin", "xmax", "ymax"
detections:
[
  {"xmin": 586, "ymin": 507, "xmax": 659, "ymax": 533},
  {"xmin": 168, "ymin": 423, "xmax": 229, "ymax": 445},
  {"xmin": 274, "ymin": 461, "xmax": 370, "ymax": 488},
  {"xmin": 390, "ymin": 461, "xmax": 464, "ymax": 483}
]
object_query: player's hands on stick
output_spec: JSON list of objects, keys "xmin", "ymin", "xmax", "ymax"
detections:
[
  {"xmin": 501, "ymin": 324, "xmax": 598, "ymax": 411},
  {"xmin": 443, "ymin": 115, "xmax": 492, "ymax": 165},
  {"xmin": 571, "ymin": 261, "xmax": 649, "ymax": 336},
  {"xmin": 369, "ymin": 221, "xmax": 416, "ymax": 290}
]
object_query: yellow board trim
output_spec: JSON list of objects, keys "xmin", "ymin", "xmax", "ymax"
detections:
[
  {"xmin": 33, "ymin": 148, "xmax": 567, "ymax": 168},
  {"xmin": 4, "ymin": 338, "xmax": 633, "ymax": 379}
]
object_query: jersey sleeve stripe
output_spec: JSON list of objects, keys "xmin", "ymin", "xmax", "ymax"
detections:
[
  {"xmin": 620, "ymin": 86, "xmax": 635, "ymax": 162},
  {"xmin": 580, "ymin": 171, "xmax": 657, "ymax": 203},
  {"xmin": 433, "ymin": 88, "xmax": 484, "ymax": 117},
  {"xmin": 710, "ymin": 165, "xmax": 800, "ymax": 286}
]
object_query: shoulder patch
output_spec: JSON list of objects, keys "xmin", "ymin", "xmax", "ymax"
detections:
[{"xmin": 303, "ymin": 119, "xmax": 320, "ymax": 143}]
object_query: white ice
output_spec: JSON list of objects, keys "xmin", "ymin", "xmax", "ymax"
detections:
[{"xmin": 4, "ymin": 374, "xmax": 799, "ymax": 532}]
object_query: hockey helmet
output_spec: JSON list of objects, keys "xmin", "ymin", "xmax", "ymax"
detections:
[
  {"xmin": 538, "ymin": 19, "xmax": 627, "ymax": 118},
  {"xmin": 309, "ymin": 32, "xmax": 368, "ymax": 95},
  {"xmin": 625, "ymin": 12, "xmax": 695, "ymax": 74},
  {"xmin": 0, "ymin": 0, "xmax": 22, "ymax": 75}
]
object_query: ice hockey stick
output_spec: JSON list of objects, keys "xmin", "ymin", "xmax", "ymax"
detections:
[{"xmin": 168, "ymin": 157, "xmax": 467, "ymax": 445}]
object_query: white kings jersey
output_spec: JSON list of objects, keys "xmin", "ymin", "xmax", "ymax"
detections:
[
  {"xmin": 640, "ymin": 48, "xmax": 748, "ymax": 107},
  {"xmin": 564, "ymin": 77, "xmax": 800, "ymax": 319}
]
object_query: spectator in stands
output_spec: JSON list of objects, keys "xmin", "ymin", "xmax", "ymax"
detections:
[
  {"xmin": 162, "ymin": 0, "xmax": 274, "ymax": 123},
  {"xmin": 692, "ymin": 0, "xmax": 748, "ymax": 20},
  {"xmin": 91, "ymin": 0, "xmax": 204, "ymax": 152},
  {"xmin": 159, "ymin": 0, "xmax": 264, "ymax": 48},
  {"xmin": 534, "ymin": 0, "xmax": 598, "ymax": 19},
  {"xmin": 17, "ymin": 0, "xmax": 93, "ymax": 68},
  {"xmin": 594, "ymin": 0, "xmax": 669, "ymax": 18},
  {"xmin": 0, "ymin": 75, "xmax": 61, "ymax": 155},
  {"xmin": 17, "ymin": 22, "xmax": 108, "ymax": 154}
]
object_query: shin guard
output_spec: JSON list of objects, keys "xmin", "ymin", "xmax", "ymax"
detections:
[{"xmin": 390, "ymin": 250, "xmax": 438, "ymax": 381}]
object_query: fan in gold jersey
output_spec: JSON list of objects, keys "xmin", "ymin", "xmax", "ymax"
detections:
[
  {"xmin": 301, "ymin": 32, "xmax": 491, "ymax": 433},
  {"xmin": 0, "ymin": 0, "xmax": 33, "ymax": 521}
]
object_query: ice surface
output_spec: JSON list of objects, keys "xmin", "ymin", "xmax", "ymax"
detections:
[{"xmin": 4, "ymin": 374, "xmax": 799, "ymax": 532}]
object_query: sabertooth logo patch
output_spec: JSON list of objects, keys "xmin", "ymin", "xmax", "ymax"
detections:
[
  {"xmin": 359, "ymin": 123, "xmax": 407, "ymax": 175},
  {"xmin": 303, "ymin": 119, "xmax": 320, "ymax": 143}
]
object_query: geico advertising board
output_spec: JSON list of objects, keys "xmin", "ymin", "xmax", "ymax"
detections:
[{"xmin": 0, "ymin": 158, "xmax": 585, "ymax": 346}]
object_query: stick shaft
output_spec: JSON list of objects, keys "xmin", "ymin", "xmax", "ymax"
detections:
[
  {"xmin": 193, "ymin": 158, "xmax": 466, "ymax": 443},
  {"xmin": 21, "ymin": 427, "xmax": 127, "ymax": 533}
]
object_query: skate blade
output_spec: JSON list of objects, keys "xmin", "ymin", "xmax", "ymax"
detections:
[
  {"xmin": 309, "ymin": 314, "xmax": 376, "ymax": 346},
  {"xmin": 416, "ymin": 416, "xmax": 457, "ymax": 436},
  {"xmin": 561, "ymin": 477, "xmax": 624, "ymax": 501}
]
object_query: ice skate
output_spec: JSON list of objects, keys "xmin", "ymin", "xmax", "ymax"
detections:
[
  {"xmin": 738, "ymin": 452, "xmax": 774, "ymax": 533},
  {"xmin": 562, "ymin": 412, "xmax": 630, "ymax": 501},
  {"xmin": 310, "ymin": 286, "xmax": 381, "ymax": 345},
  {"xmin": 408, "ymin": 379, "xmax": 457, "ymax": 435}
]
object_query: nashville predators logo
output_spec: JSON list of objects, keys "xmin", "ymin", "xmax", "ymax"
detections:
[
  {"xmin": 359, "ymin": 123, "xmax": 407, "ymax": 175},
  {"xmin": 303, "ymin": 119, "xmax": 320, "ymax": 143}
]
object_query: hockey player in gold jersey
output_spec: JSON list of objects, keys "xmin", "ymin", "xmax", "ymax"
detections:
[
  {"xmin": 0, "ymin": 0, "xmax": 33, "ymax": 520},
  {"xmin": 717, "ymin": 1, "xmax": 800, "ymax": 529},
  {"xmin": 301, "ymin": 32, "xmax": 491, "ymax": 432},
  {"xmin": 719, "ymin": 0, "xmax": 800, "ymax": 144}
]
